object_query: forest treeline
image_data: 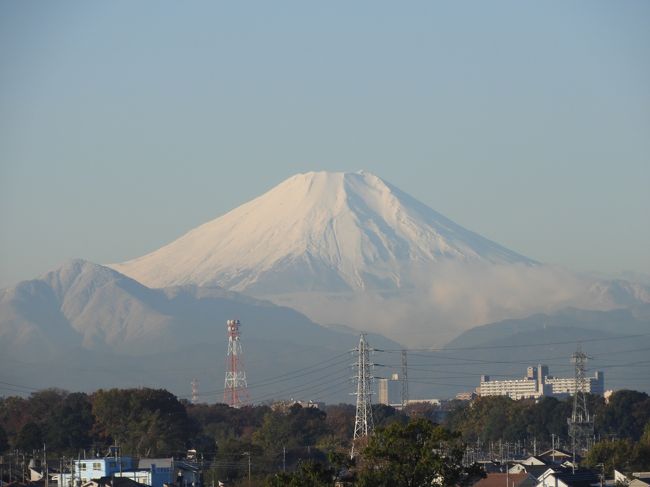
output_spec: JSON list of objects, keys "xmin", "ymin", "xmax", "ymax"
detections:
[{"xmin": 1, "ymin": 388, "xmax": 650, "ymax": 483}]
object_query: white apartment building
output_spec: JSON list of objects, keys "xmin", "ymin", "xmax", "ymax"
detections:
[
  {"xmin": 479, "ymin": 364, "xmax": 604, "ymax": 400},
  {"xmin": 378, "ymin": 373, "xmax": 401, "ymax": 406}
]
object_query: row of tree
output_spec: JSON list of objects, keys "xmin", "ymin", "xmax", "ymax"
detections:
[
  {"xmin": 445, "ymin": 390, "xmax": 650, "ymax": 443},
  {"xmin": 1, "ymin": 388, "xmax": 650, "ymax": 485}
]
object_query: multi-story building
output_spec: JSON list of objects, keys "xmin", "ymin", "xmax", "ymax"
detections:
[
  {"xmin": 58, "ymin": 456, "xmax": 200, "ymax": 487},
  {"xmin": 58, "ymin": 457, "xmax": 137, "ymax": 486},
  {"xmin": 378, "ymin": 373, "xmax": 401, "ymax": 406},
  {"xmin": 478, "ymin": 364, "xmax": 604, "ymax": 400},
  {"xmin": 546, "ymin": 371, "xmax": 605, "ymax": 396}
]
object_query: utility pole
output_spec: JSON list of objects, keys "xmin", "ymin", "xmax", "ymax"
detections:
[
  {"xmin": 551, "ymin": 434, "xmax": 556, "ymax": 463},
  {"xmin": 597, "ymin": 463, "xmax": 604, "ymax": 487},
  {"xmin": 282, "ymin": 446, "xmax": 286, "ymax": 472},
  {"xmin": 350, "ymin": 333, "xmax": 375, "ymax": 459},
  {"xmin": 242, "ymin": 452, "xmax": 251, "ymax": 487},
  {"xmin": 401, "ymin": 350, "xmax": 409, "ymax": 409}
]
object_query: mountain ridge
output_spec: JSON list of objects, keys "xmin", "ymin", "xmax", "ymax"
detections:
[{"xmin": 0, "ymin": 259, "xmax": 400, "ymax": 402}]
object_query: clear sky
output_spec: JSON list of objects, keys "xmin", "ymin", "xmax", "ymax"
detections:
[{"xmin": 1, "ymin": 1, "xmax": 649, "ymax": 288}]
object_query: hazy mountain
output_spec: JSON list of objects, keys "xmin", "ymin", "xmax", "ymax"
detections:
[
  {"xmin": 0, "ymin": 260, "xmax": 399, "ymax": 403},
  {"xmin": 111, "ymin": 171, "xmax": 535, "ymax": 293},
  {"xmin": 397, "ymin": 306, "xmax": 650, "ymax": 398},
  {"xmin": 110, "ymin": 171, "xmax": 650, "ymax": 347}
]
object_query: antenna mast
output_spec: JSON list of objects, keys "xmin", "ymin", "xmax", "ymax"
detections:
[
  {"xmin": 401, "ymin": 349, "xmax": 409, "ymax": 409},
  {"xmin": 568, "ymin": 344, "xmax": 594, "ymax": 470},
  {"xmin": 351, "ymin": 333, "xmax": 374, "ymax": 458},
  {"xmin": 223, "ymin": 319, "xmax": 249, "ymax": 407},
  {"xmin": 191, "ymin": 378, "xmax": 199, "ymax": 404}
]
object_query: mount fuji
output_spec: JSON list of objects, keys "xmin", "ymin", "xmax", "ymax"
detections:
[
  {"xmin": 111, "ymin": 171, "xmax": 649, "ymax": 346},
  {"xmin": 112, "ymin": 171, "xmax": 535, "ymax": 293}
]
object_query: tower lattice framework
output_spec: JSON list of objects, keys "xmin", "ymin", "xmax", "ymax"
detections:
[
  {"xmin": 568, "ymin": 344, "xmax": 594, "ymax": 468},
  {"xmin": 224, "ymin": 319, "xmax": 249, "ymax": 407},
  {"xmin": 351, "ymin": 333, "xmax": 375, "ymax": 458}
]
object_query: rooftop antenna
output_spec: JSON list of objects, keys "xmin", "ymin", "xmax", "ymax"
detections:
[
  {"xmin": 223, "ymin": 319, "xmax": 249, "ymax": 407},
  {"xmin": 351, "ymin": 333, "xmax": 375, "ymax": 458}
]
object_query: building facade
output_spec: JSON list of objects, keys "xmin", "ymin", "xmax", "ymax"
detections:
[
  {"xmin": 377, "ymin": 373, "xmax": 401, "ymax": 406},
  {"xmin": 479, "ymin": 364, "xmax": 604, "ymax": 400}
]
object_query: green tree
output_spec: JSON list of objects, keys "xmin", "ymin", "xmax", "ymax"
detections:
[
  {"xmin": 598, "ymin": 390, "xmax": 650, "ymax": 441},
  {"xmin": 45, "ymin": 392, "xmax": 94, "ymax": 452},
  {"xmin": 0, "ymin": 424, "xmax": 9, "ymax": 453},
  {"xmin": 92, "ymin": 388, "xmax": 192, "ymax": 455},
  {"xmin": 585, "ymin": 439, "xmax": 634, "ymax": 474},
  {"xmin": 357, "ymin": 418, "xmax": 484, "ymax": 487},
  {"xmin": 265, "ymin": 460, "xmax": 335, "ymax": 487},
  {"xmin": 15, "ymin": 421, "xmax": 43, "ymax": 451}
]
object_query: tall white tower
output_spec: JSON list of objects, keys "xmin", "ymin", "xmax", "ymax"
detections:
[
  {"xmin": 351, "ymin": 333, "xmax": 374, "ymax": 458},
  {"xmin": 191, "ymin": 378, "xmax": 199, "ymax": 404},
  {"xmin": 224, "ymin": 319, "xmax": 249, "ymax": 407}
]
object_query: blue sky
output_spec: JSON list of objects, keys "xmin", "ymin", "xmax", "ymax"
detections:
[{"xmin": 1, "ymin": 1, "xmax": 649, "ymax": 288}]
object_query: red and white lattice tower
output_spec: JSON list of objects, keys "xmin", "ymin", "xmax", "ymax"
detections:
[{"xmin": 223, "ymin": 319, "xmax": 249, "ymax": 407}]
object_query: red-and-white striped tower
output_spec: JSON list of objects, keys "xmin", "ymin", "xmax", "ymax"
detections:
[{"xmin": 223, "ymin": 319, "xmax": 249, "ymax": 407}]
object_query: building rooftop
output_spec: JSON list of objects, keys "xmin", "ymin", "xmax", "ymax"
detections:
[
  {"xmin": 137, "ymin": 459, "xmax": 173, "ymax": 469},
  {"xmin": 473, "ymin": 472, "xmax": 529, "ymax": 487},
  {"xmin": 553, "ymin": 469, "xmax": 600, "ymax": 487}
]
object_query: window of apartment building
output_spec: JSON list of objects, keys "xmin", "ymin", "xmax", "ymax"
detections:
[
  {"xmin": 80, "ymin": 463, "xmax": 87, "ymax": 471},
  {"xmin": 93, "ymin": 463, "xmax": 102, "ymax": 470}
]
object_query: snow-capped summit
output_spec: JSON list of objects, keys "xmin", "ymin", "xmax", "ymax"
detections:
[{"xmin": 111, "ymin": 171, "xmax": 534, "ymax": 293}]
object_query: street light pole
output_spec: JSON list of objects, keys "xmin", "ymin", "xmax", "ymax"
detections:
[{"xmin": 242, "ymin": 452, "xmax": 251, "ymax": 487}]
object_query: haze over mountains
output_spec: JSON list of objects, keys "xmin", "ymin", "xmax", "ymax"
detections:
[
  {"xmin": 112, "ymin": 171, "xmax": 650, "ymax": 346},
  {"xmin": 2, "ymin": 171, "xmax": 649, "ymax": 399},
  {"xmin": 0, "ymin": 259, "xmax": 398, "ymax": 402}
]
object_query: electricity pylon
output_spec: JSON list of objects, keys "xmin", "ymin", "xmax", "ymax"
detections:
[
  {"xmin": 351, "ymin": 333, "xmax": 374, "ymax": 458},
  {"xmin": 568, "ymin": 344, "xmax": 594, "ymax": 470}
]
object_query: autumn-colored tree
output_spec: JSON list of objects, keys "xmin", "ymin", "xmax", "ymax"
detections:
[
  {"xmin": 356, "ymin": 418, "xmax": 484, "ymax": 487},
  {"xmin": 92, "ymin": 388, "xmax": 192, "ymax": 455}
]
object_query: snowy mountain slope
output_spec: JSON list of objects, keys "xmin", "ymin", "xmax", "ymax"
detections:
[{"xmin": 111, "ymin": 171, "xmax": 535, "ymax": 293}]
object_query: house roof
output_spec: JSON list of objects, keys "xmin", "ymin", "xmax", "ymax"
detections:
[
  {"xmin": 521, "ymin": 456, "xmax": 549, "ymax": 466},
  {"xmin": 523, "ymin": 465, "xmax": 555, "ymax": 479},
  {"xmin": 473, "ymin": 472, "xmax": 529, "ymax": 487},
  {"xmin": 554, "ymin": 469, "xmax": 600, "ymax": 487},
  {"xmin": 539, "ymin": 449, "xmax": 572, "ymax": 460},
  {"xmin": 137, "ymin": 459, "xmax": 173, "ymax": 469}
]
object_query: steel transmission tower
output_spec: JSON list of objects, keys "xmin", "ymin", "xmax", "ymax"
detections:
[
  {"xmin": 351, "ymin": 333, "xmax": 375, "ymax": 458},
  {"xmin": 401, "ymin": 349, "xmax": 409, "ymax": 409},
  {"xmin": 568, "ymin": 345, "xmax": 594, "ymax": 469},
  {"xmin": 223, "ymin": 319, "xmax": 249, "ymax": 407}
]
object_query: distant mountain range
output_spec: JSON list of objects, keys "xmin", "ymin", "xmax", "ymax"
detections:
[
  {"xmin": 0, "ymin": 259, "xmax": 398, "ymax": 403},
  {"xmin": 395, "ymin": 306, "xmax": 650, "ymax": 398},
  {"xmin": 111, "ymin": 171, "xmax": 650, "ymax": 346},
  {"xmin": 2, "ymin": 171, "xmax": 649, "ymax": 400}
]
